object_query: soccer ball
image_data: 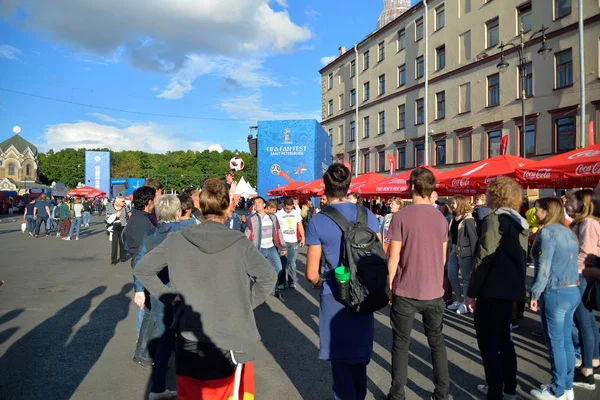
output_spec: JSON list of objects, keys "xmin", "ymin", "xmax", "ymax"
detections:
[{"xmin": 229, "ymin": 157, "xmax": 245, "ymax": 172}]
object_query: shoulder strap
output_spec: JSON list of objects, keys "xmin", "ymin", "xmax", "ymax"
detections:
[
  {"xmin": 319, "ymin": 205, "xmax": 351, "ymax": 232},
  {"xmin": 356, "ymin": 204, "xmax": 367, "ymax": 225}
]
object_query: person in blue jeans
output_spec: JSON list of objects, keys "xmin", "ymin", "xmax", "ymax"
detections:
[
  {"xmin": 305, "ymin": 164, "xmax": 380, "ymax": 400},
  {"xmin": 275, "ymin": 197, "xmax": 305, "ymax": 289},
  {"xmin": 23, "ymin": 198, "xmax": 36, "ymax": 235},
  {"xmin": 529, "ymin": 197, "xmax": 581, "ymax": 400},
  {"xmin": 64, "ymin": 198, "xmax": 83, "ymax": 240},
  {"xmin": 246, "ymin": 197, "xmax": 286, "ymax": 298}
]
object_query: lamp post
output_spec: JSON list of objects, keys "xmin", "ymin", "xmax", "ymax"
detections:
[{"xmin": 496, "ymin": 25, "xmax": 552, "ymax": 159}]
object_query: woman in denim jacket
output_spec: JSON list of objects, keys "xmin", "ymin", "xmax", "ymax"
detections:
[{"xmin": 529, "ymin": 197, "xmax": 580, "ymax": 400}]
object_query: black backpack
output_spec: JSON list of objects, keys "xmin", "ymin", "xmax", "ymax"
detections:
[{"xmin": 320, "ymin": 205, "xmax": 390, "ymax": 314}]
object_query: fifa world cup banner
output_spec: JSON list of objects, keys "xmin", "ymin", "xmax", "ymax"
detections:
[
  {"xmin": 257, "ymin": 119, "xmax": 331, "ymax": 198},
  {"xmin": 85, "ymin": 151, "xmax": 111, "ymax": 196}
]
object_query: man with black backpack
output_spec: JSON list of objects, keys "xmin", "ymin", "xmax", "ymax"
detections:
[
  {"xmin": 305, "ymin": 163, "xmax": 387, "ymax": 400},
  {"xmin": 386, "ymin": 167, "xmax": 450, "ymax": 400}
]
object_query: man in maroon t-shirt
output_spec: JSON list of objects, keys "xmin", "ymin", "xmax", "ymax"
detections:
[{"xmin": 386, "ymin": 167, "xmax": 450, "ymax": 400}]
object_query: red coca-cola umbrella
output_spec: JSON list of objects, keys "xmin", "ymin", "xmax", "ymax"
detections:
[
  {"xmin": 67, "ymin": 186, "xmax": 106, "ymax": 198},
  {"xmin": 437, "ymin": 155, "xmax": 533, "ymax": 195},
  {"xmin": 515, "ymin": 144, "xmax": 600, "ymax": 189},
  {"xmin": 292, "ymin": 178, "xmax": 325, "ymax": 196},
  {"xmin": 358, "ymin": 166, "xmax": 442, "ymax": 196},
  {"xmin": 348, "ymin": 172, "xmax": 388, "ymax": 193},
  {"xmin": 266, "ymin": 181, "xmax": 306, "ymax": 197}
]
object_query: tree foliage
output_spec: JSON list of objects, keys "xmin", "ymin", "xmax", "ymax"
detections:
[{"xmin": 39, "ymin": 148, "xmax": 257, "ymax": 190}]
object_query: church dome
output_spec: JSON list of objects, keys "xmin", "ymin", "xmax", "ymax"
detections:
[{"xmin": 0, "ymin": 134, "xmax": 38, "ymax": 156}]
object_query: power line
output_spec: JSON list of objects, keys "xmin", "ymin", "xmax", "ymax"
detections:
[{"xmin": 0, "ymin": 87, "xmax": 244, "ymax": 122}]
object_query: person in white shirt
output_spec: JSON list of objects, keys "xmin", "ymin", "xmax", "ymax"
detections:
[{"xmin": 275, "ymin": 197, "xmax": 305, "ymax": 290}]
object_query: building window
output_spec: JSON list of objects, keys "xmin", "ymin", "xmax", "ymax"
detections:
[
  {"xmin": 378, "ymin": 74, "xmax": 386, "ymax": 95},
  {"xmin": 350, "ymin": 155, "xmax": 356, "ymax": 173},
  {"xmin": 555, "ymin": 116, "xmax": 576, "ymax": 152},
  {"xmin": 459, "ymin": 82, "xmax": 471, "ymax": 113},
  {"xmin": 487, "ymin": 73, "xmax": 500, "ymax": 106},
  {"xmin": 378, "ymin": 41, "xmax": 385, "ymax": 62},
  {"xmin": 363, "ymin": 82, "xmax": 370, "ymax": 101},
  {"xmin": 459, "ymin": 134, "xmax": 472, "ymax": 162},
  {"xmin": 459, "ymin": 30, "xmax": 471, "ymax": 64},
  {"xmin": 364, "ymin": 116, "xmax": 370, "ymax": 138},
  {"xmin": 416, "ymin": 98, "xmax": 425, "ymax": 125},
  {"xmin": 338, "ymin": 125, "xmax": 344, "ymax": 144},
  {"xmin": 339, "ymin": 94, "xmax": 344, "ymax": 111},
  {"xmin": 350, "ymin": 121, "xmax": 356, "ymax": 142},
  {"xmin": 518, "ymin": 3, "xmax": 532, "ymax": 32},
  {"xmin": 488, "ymin": 130, "xmax": 502, "ymax": 157},
  {"xmin": 519, "ymin": 124, "xmax": 536, "ymax": 156},
  {"xmin": 379, "ymin": 111, "xmax": 386, "ymax": 134},
  {"xmin": 555, "ymin": 0, "xmax": 571, "ymax": 19},
  {"xmin": 328, "ymin": 128, "xmax": 333, "ymax": 146},
  {"xmin": 415, "ymin": 17, "xmax": 423, "ymax": 41},
  {"xmin": 462, "ymin": 0, "xmax": 471, "ymax": 15},
  {"xmin": 555, "ymin": 49, "xmax": 573, "ymax": 88},
  {"xmin": 398, "ymin": 105, "xmax": 406, "ymax": 129},
  {"xmin": 26, "ymin": 164, "xmax": 31, "ymax": 176},
  {"xmin": 436, "ymin": 140, "xmax": 446, "ymax": 165},
  {"xmin": 397, "ymin": 29, "xmax": 405, "ymax": 51},
  {"xmin": 486, "ymin": 18, "xmax": 499, "ymax": 48},
  {"xmin": 398, "ymin": 147, "xmax": 406, "ymax": 169},
  {"xmin": 435, "ymin": 4, "xmax": 445, "ymax": 30},
  {"xmin": 398, "ymin": 64, "xmax": 406, "ymax": 87},
  {"xmin": 8, "ymin": 163, "xmax": 15, "ymax": 176},
  {"xmin": 416, "ymin": 56, "xmax": 424, "ymax": 79},
  {"xmin": 520, "ymin": 62, "xmax": 533, "ymax": 97},
  {"xmin": 328, "ymin": 100, "xmax": 334, "ymax": 116},
  {"xmin": 328, "ymin": 73, "xmax": 334, "ymax": 90},
  {"xmin": 378, "ymin": 151, "xmax": 386, "ymax": 172},
  {"xmin": 350, "ymin": 60, "xmax": 356, "ymax": 77},
  {"xmin": 364, "ymin": 153, "xmax": 370, "ymax": 173},
  {"xmin": 363, "ymin": 50, "xmax": 370, "ymax": 70},
  {"xmin": 436, "ymin": 91, "xmax": 446, "ymax": 119},
  {"xmin": 351, "ymin": 89, "xmax": 356, "ymax": 106},
  {"xmin": 436, "ymin": 45, "xmax": 446, "ymax": 70},
  {"xmin": 415, "ymin": 144, "xmax": 425, "ymax": 167}
]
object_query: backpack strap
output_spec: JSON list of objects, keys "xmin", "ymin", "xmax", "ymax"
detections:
[
  {"xmin": 319, "ymin": 205, "xmax": 352, "ymax": 232},
  {"xmin": 356, "ymin": 204, "xmax": 368, "ymax": 226}
]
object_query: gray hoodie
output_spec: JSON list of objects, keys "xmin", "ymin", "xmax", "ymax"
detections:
[{"xmin": 134, "ymin": 220, "xmax": 277, "ymax": 363}]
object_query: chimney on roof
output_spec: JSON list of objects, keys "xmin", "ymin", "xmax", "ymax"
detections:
[{"xmin": 339, "ymin": 46, "xmax": 346, "ymax": 55}]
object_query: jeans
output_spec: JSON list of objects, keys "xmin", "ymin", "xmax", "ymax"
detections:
[
  {"xmin": 540, "ymin": 287, "xmax": 580, "ymax": 397},
  {"xmin": 279, "ymin": 241, "xmax": 299, "ymax": 286},
  {"xmin": 573, "ymin": 276, "xmax": 600, "ymax": 369},
  {"xmin": 474, "ymin": 298, "xmax": 517, "ymax": 400},
  {"xmin": 390, "ymin": 296, "xmax": 449, "ymax": 400},
  {"xmin": 68, "ymin": 217, "xmax": 82, "ymax": 238},
  {"xmin": 447, "ymin": 246, "xmax": 472, "ymax": 300},
  {"xmin": 34, "ymin": 215, "xmax": 49, "ymax": 235},
  {"xmin": 26, "ymin": 215, "xmax": 35, "ymax": 233},
  {"xmin": 260, "ymin": 247, "xmax": 283, "ymax": 291},
  {"xmin": 83, "ymin": 211, "xmax": 92, "ymax": 226},
  {"xmin": 332, "ymin": 361, "xmax": 368, "ymax": 400},
  {"xmin": 46, "ymin": 210, "xmax": 54, "ymax": 231},
  {"xmin": 150, "ymin": 295, "xmax": 176, "ymax": 393}
]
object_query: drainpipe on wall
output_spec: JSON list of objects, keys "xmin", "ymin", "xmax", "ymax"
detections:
[
  {"xmin": 423, "ymin": 0, "xmax": 429, "ymax": 165},
  {"xmin": 355, "ymin": 44, "xmax": 360, "ymax": 177},
  {"xmin": 578, "ymin": 0, "xmax": 586, "ymax": 148}
]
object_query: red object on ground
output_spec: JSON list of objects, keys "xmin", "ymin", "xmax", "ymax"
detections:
[
  {"xmin": 176, "ymin": 362, "xmax": 255, "ymax": 400},
  {"xmin": 437, "ymin": 155, "xmax": 533, "ymax": 195},
  {"xmin": 515, "ymin": 144, "xmax": 600, "ymax": 189},
  {"xmin": 358, "ymin": 166, "xmax": 442, "ymax": 196},
  {"xmin": 66, "ymin": 186, "xmax": 106, "ymax": 198},
  {"xmin": 347, "ymin": 172, "xmax": 387, "ymax": 193},
  {"xmin": 266, "ymin": 181, "xmax": 306, "ymax": 197}
]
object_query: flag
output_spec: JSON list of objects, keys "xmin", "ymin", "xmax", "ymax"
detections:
[
  {"xmin": 388, "ymin": 155, "xmax": 395, "ymax": 176},
  {"xmin": 499, "ymin": 135, "xmax": 509, "ymax": 155}
]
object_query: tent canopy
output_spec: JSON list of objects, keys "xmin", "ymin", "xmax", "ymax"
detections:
[
  {"xmin": 233, "ymin": 177, "xmax": 257, "ymax": 197},
  {"xmin": 266, "ymin": 181, "xmax": 306, "ymax": 197},
  {"xmin": 347, "ymin": 172, "xmax": 387, "ymax": 193},
  {"xmin": 67, "ymin": 186, "xmax": 106, "ymax": 198},
  {"xmin": 358, "ymin": 166, "xmax": 442, "ymax": 196}
]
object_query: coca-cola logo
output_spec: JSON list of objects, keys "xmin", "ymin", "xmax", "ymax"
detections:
[
  {"xmin": 575, "ymin": 162, "xmax": 600, "ymax": 176},
  {"xmin": 567, "ymin": 149, "xmax": 600, "ymax": 160},
  {"xmin": 484, "ymin": 175, "xmax": 504, "ymax": 184},
  {"xmin": 452, "ymin": 177, "xmax": 470, "ymax": 187},
  {"xmin": 522, "ymin": 169, "xmax": 552, "ymax": 180}
]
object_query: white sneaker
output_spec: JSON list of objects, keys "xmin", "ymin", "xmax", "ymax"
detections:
[
  {"xmin": 531, "ymin": 386, "xmax": 566, "ymax": 399},
  {"xmin": 62, "ymin": 237, "xmax": 71, "ymax": 241},
  {"xmin": 456, "ymin": 302, "xmax": 468, "ymax": 314},
  {"xmin": 148, "ymin": 390, "xmax": 177, "ymax": 400},
  {"xmin": 447, "ymin": 301, "xmax": 461, "ymax": 311},
  {"xmin": 75, "ymin": 237, "xmax": 79, "ymax": 241},
  {"xmin": 540, "ymin": 384, "xmax": 573, "ymax": 400}
]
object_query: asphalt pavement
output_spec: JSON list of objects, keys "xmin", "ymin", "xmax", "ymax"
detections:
[{"xmin": 0, "ymin": 215, "xmax": 599, "ymax": 400}]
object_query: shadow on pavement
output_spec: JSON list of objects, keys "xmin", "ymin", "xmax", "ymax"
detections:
[{"xmin": 0, "ymin": 284, "xmax": 132, "ymax": 400}]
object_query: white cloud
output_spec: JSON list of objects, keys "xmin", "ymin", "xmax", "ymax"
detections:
[
  {"xmin": 207, "ymin": 144, "xmax": 224, "ymax": 152},
  {"xmin": 0, "ymin": 44, "xmax": 23, "ymax": 60},
  {"xmin": 217, "ymin": 93, "xmax": 320, "ymax": 122},
  {"xmin": 87, "ymin": 113, "xmax": 117, "ymax": 122},
  {"xmin": 275, "ymin": 0, "xmax": 288, "ymax": 7},
  {"xmin": 320, "ymin": 56, "xmax": 336, "ymax": 66},
  {"xmin": 40, "ymin": 120, "xmax": 223, "ymax": 153}
]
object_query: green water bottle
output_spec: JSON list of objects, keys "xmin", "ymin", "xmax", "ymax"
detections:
[{"xmin": 334, "ymin": 266, "xmax": 351, "ymax": 305}]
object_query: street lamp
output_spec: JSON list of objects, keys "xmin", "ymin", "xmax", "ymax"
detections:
[{"xmin": 497, "ymin": 25, "xmax": 551, "ymax": 159}]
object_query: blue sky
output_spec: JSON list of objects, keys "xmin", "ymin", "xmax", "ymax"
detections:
[{"xmin": 0, "ymin": 0, "xmax": 411, "ymax": 154}]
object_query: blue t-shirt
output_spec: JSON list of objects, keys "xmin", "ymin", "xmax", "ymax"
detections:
[{"xmin": 34, "ymin": 200, "xmax": 49, "ymax": 217}]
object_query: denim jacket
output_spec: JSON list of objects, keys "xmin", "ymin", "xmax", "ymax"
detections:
[{"xmin": 530, "ymin": 224, "xmax": 580, "ymax": 300}]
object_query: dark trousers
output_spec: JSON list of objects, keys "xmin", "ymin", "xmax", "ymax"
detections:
[
  {"xmin": 331, "ymin": 361, "xmax": 368, "ymax": 400},
  {"xmin": 34, "ymin": 215, "xmax": 48, "ymax": 235},
  {"xmin": 111, "ymin": 225, "xmax": 125, "ymax": 263},
  {"xmin": 474, "ymin": 298, "xmax": 517, "ymax": 399},
  {"xmin": 390, "ymin": 296, "xmax": 449, "ymax": 400},
  {"xmin": 150, "ymin": 296, "xmax": 176, "ymax": 393}
]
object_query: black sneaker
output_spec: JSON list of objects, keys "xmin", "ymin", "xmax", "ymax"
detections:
[
  {"xmin": 594, "ymin": 365, "xmax": 600, "ymax": 380},
  {"xmin": 573, "ymin": 369, "xmax": 596, "ymax": 390}
]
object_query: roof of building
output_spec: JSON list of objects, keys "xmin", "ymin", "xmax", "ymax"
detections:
[{"xmin": 0, "ymin": 134, "xmax": 38, "ymax": 156}]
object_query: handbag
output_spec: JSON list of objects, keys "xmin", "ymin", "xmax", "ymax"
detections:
[
  {"xmin": 70, "ymin": 208, "xmax": 75, "ymax": 219},
  {"xmin": 21, "ymin": 219, "xmax": 26, "ymax": 233},
  {"xmin": 582, "ymin": 280, "xmax": 600, "ymax": 312}
]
